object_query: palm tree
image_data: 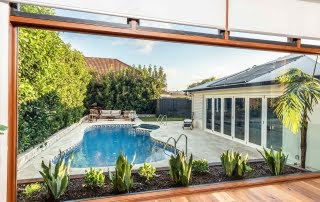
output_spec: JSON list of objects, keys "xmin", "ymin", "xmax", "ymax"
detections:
[{"xmin": 275, "ymin": 67, "xmax": 320, "ymax": 168}]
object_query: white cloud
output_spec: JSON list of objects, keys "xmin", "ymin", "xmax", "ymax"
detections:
[
  {"xmin": 134, "ymin": 40, "xmax": 156, "ymax": 54},
  {"xmin": 111, "ymin": 39, "xmax": 128, "ymax": 46}
]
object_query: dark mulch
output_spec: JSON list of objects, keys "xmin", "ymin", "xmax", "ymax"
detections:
[{"xmin": 17, "ymin": 162, "xmax": 306, "ymax": 202}]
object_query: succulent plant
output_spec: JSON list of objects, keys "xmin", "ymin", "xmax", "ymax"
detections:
[
  {"xmin": 108, "ymin": 150, "xmax": 135, "ymax": 193},
  {"xmin": 169, "ymin": 152, "xmax": 193, "ymax": 186},
  {"xmin": 39, "ymin": 152, "xmax": 73, "ymax": 200},
  {"xmin": 258, "ymin": 147, "xmax": 288, "ymax": 176}
]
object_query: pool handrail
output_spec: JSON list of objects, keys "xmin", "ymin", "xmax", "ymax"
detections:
[
  {"xmin": 156, "ymin": 114, "xmax": 163, "ymax": 122},
  {"xmin": 160, "ymin": 115, "xmax": 167, "ymax": 126},
  {"xmin": 163, "ymin": 134, "xmax": 188, "ymax": 157}
]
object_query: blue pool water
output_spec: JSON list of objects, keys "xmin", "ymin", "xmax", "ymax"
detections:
[{"xmin": 64, "ymin": 125, "xmax": 172, "ymax": 168}]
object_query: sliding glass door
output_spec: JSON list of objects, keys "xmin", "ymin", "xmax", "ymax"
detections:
[
  {"xmin": 223, "ymin": 98, "xmax": 232, "ymax": 136},
  {"xmin": 249, "ymin": 98, "xmax": 262, "ymax": 145},
  {"xmin": 214, "ymin": 98, "xmax": 221, "ymax": 132},
  {"xmin": 266, "ymin": 98, "xmax": 283, "ymax": 150},
  {"xmin": 235, "ymin": 98, "xmax": 245, "ymax": 140},
  {"xmin": 206, "ymin": 98, "xmax": 212, "ymax": 130}
]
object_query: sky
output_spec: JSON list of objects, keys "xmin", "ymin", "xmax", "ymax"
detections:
[{"xmin": 54, "ymin": 9, "xmax": 318, "ymax": 91}]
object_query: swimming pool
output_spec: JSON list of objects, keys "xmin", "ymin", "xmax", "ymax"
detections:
[{"xmin": 61, "ymin": 125, "xmax": 173, "ymax": 168}]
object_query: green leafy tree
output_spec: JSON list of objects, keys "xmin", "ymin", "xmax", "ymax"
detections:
[
  {"xmin": 275, "ymin": 68, "xmax": 320, "ymax": 168},
  {"xmin": 18, "ymin": 5, "xmax": 91, "ymax": 152},
  {"xmin": 86, "ymin": 65, "xmax": 167, "ymax": 113},
  {"xmin": 187, "ymin": 76, "xmax": 216, "ymax": 89}
]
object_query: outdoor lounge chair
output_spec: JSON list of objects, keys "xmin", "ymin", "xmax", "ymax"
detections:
[
  {"xmin": 88, "ymin": 109, "xmax": 99, "ymax": 122},
  {"xmin": 182, "ymin": 119, "xmax": 193, "ymax": 130}
]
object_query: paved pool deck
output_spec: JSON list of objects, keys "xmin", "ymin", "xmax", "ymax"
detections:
[{"xmin": 17, "ymin": 120, "xmax": 261, "ymax": 180}]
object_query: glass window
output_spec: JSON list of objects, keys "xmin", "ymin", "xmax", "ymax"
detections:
[
  {"xmin": 235, "ymin": 98, "xmax": 245, "ymax": 140},
  {"xmin": 249, "ymin": 98, "xmax": 262, "ymax": 145},
  {"xmin": 206, "ymin": 98, "xmax": 212, "ymax": 130},
  {"xmin": 214, "ymin": 98, "xmax": 221, "ymax": 132},
  {"xmin": 267, "ymin": 98, "xmax": 283, "ymax": 150},
  {"xmin": 224, "ymin": 98, "xmax": 232, "ymax": 136}
]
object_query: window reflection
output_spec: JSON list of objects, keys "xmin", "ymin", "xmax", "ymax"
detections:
[
  {"xmin": 224, "ymin": 98, "xmax": 232, "ymax": 136},
  {"xmin": 214, "ymin": 98, "xmax": 221, "ymax": 132},
  {"xmin": 249, "ymin": 98, "xmax": 262, "ymax": 145},
  {"xmin": 235, "ymin": 98, "xmax": 245, "ymax": 140},
  {"xmin": 206, "ymin": 98, "xmax": 212, "ymax": 130},
  {"xmin": 267, "ymin": 98, "xmax": 283, "ymax": 150}
]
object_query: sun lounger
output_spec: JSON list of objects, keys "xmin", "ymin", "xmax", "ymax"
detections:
[{"xmin": 182, "ymin": 119, "xmax": 193, "ymax": 130}]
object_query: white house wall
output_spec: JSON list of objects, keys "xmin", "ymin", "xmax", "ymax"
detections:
[
  {"xmin": 191, "ymin": 84, "xmax": 320, "ymax": 170},
  {"xmin": 192, "ymin": 93, "xmax": 204, "ymax": 129},
  {"xmin": 306, "ymin": 104, "xmax": 320, "ymax": 170}
]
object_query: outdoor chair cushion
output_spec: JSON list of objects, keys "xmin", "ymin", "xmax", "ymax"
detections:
[
  {"xmin": 111, "ymin": 110, "xmax": 121, "ymax": 115},
  {"xmin": 101, "ymin": 110, "xmax": 111, "ymax": 114},
  {"xmin": 184, "ymin": 119, "xmax": 192, "ymax": 123}
]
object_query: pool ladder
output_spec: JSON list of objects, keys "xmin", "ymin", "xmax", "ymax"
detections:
[
  {"xmin": 157, "ymin": 114, "xmax": 167, "ymax": 126},
  {"xmin": 163, "ymin": 134, "xmax": 188, "ymax": 156}
]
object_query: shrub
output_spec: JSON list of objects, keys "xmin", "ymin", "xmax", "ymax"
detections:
[
  {"xmin": 192, "ymin": 159, "xmax": 209, "ymax": 174},
  {"xmin": 18, "ymin": 5, "xmax": 91, "ymax": 153},
  {"xmin": 221, "ymin": 150, "xmax": 252, "ymax": 177},
  {"xmin": 84, "ymin": 168, "xmax": 105, "ymax": 189},
  {"xmin": 108, "ymin": 151, "xmax": 135, "ymax": 193},
  {"xmin": 169, "ymin": 152, "xmax": 193, "ymax": 186},
  {"xmin": 138, "ymin": 163, "xmax": 156, "ymax": 182},
  {"xmin": 39, "ymin": 152, "xmax": 74, "ymax": 200},
  {"xmin": 258, "ymin": 147, "xmax": 288, "ymax": 176},
  {"xmin": 23, "ymin": 183, "xmax": 43, "ymax": 197}
]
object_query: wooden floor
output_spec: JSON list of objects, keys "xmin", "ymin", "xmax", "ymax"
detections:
[{"xmin": 143, "ymin": 178, "xmax": 320, "ymax": 202}]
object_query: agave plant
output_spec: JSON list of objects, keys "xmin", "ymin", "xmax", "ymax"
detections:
[
  {"xmin": 221, "ymin": 150, "xmax": 252, "ymax": 177},
  {"xmin": 235, "ymin": 153, "xmax": 252, "ymax": 177},
  {"xmin": 220, "ymin": 150, "xmax": 238, "ymax": 177},
  {"xmin": 108, "ymin": 150, "xmax": 135, "ymax": 193},
  {"xmin": 39, "ymin": 152, "xmax": 74, "ymax": 200},
  {"xmin": 258, "ymin": 147, "xmax": 288, "ymax": 176},
  {"xmin": 169, "ymin": 152, "xmax": 193, "ymax": 186}
]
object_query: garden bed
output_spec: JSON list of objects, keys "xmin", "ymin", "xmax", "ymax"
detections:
[{"xmin": 17, "ymin": 161, "xmax": 307, "ymax": 201}]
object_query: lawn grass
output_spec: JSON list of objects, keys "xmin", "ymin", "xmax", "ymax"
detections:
[{"xmin": 138, "ymin": 117, "xmax": 185, "ymax": 122}]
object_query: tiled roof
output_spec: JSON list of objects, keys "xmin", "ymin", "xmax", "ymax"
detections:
[
  {"xmin": 85, "ymin": 57, "xmax": 130, "ymax": 79},
  {"xmin": 186, "ymin": 54, "xmax": 320, "ymax": 92}
]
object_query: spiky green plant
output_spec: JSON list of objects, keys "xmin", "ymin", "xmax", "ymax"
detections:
[
  {"xmin": 169, "ymin": 152, "xmax": 193, "ymax": 186},
  {"xmin": 0, "ymin": 124, "xmax": 7, "ymax": 134},
  {"xmin": 39, "ymin": 152, "xmax": 74, "ymax": 200},
  {"xmin": 235, "ymin": 154, "xmax": 252, "ymax": 177},
  {"xmin": 274, "ymin": 68, "xmax": 320, "ymax": 168},
  {"xmin": 220, "ymin": 150, "xmax": 238, "ymax": 177},
  {"xmin": 258, "ymin": 147, "xmax": 288, "ymax": 176},
  {"xmin": 108, "ymin": 151, "xmax": 135, "ymax": 193},
  {"xmin": 221, "ymin": 150, "xmax": 252, "ymax": 177},
  {"xmin": 138, "ymin": 163, "xmax": 156, "ymax": 182},
  {"xmin": 23, "ymin": 183, "xmax": 43, "ymax": 197},
  {"xmin": 84, "ymin": 168, "xmax": 105, "ymax": 189}
]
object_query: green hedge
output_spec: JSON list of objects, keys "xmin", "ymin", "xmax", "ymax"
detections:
[{"xmin": 18, "ymin": 5, "xmax": 91, "ymax": 153}]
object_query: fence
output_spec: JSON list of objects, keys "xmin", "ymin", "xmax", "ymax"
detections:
[{"xmin": 156, "ymin": 98, "xmax": 192, "ymax": 118}]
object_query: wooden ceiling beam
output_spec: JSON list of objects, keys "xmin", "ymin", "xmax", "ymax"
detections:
[{"xmin": 10, "ymin": 15, "xmax": 320, "ymax": 54}]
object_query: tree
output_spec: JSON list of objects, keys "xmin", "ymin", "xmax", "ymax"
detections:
[
  {"xmin": 274, "ymin": 68, "xmax": 320, "ymax": 168},
  {"xmin": 85, "ymin": 65, "xmax": 167, "ymax": 114},
  {"xmin": 187, "ymin": 76, "xmax": 216, "ymax": 89}
]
